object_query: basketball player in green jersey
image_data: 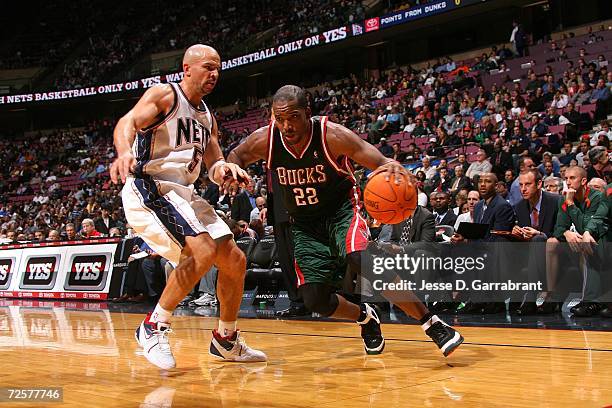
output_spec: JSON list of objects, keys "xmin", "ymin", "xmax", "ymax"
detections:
[{"xmin": 228, "ymin": 85, "xmax": 463, "ymax": 356}]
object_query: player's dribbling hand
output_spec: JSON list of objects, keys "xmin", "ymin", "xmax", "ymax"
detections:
[
  {"xmin": 372, "ymin": 160, "xmax": 413, "ymax": 185},
  {"xmin": 110, "ymin": 152, "xmax": 136, "ymax": 184},
  {"xmin": 213, "ymin": 162, "xmax": 251, "ymax": 189}
]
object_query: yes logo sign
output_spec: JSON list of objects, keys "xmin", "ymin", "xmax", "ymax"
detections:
[
  {"xmin": 65, "ymin": 255, "xmax": 109, "ymax": 290},
  {"xmin": 21, "ymin": 256, "xmax": 59, "ymax": 289},
  {"xmin": 0, "ymin": 259, "xmax": 13, "ymax": 288}
]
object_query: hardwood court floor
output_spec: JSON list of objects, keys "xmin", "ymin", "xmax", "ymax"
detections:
[{"xmin": 1, "ymin": 306, "xmax": 612, "ymax": 407}]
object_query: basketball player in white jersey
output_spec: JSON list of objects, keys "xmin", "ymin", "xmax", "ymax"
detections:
[{"xmin": 110, "ymin": 44, "xmax": 266, "ymax": 369}]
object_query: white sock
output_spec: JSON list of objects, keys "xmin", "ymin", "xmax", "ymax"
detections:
[
  {"xmin": 151, "ymin": 304, "xmax": 173, "ymax": 323},
  {"xmin": 218, "ymin": 320, "xmax": 237, "ymax": 337}
]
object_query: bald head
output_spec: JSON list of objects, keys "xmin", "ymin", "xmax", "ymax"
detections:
[
  {"xmin": 182, "ymin": 44, "xmax": 221, "ymax": 96},
  {"xmin": 183, "ymin": 44, "xmax": 219, "ymax": 66}
]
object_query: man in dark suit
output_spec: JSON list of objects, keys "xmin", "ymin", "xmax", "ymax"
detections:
[
  {"xmin": 201, "ymin": 175, "xmax": 219, "ymax": 207},
  {"xmin": 470, "ymin": 173, "xmax": 516, "ymax": 241},
  {"xmin": 430, "ymin": 191, "xmax": 458, "ymax": 227},
  {"xmin": 231, "ymin": 179, "xmax": 258, "ymax": 223},
  {"xmin": 512, "ymin": 169, "xmax": 562, "ymax": 314},
  {"xmin": 451, "ymin": 173, "xmax": 516, "ymax": 313},
  {"xmin": 375, "ymin": 205, "xmax": 440, "ymax": 306},
  {"xmin": 94, "ymin": 205, "xmax": 116, "ymax": 236},
  {"xmin": 378, "ymin": 205, "xmax": 436, "ymax": 246},
  {"xmin": 490, "ymin": 140, "xmax": 513, "ymax": 179},
  {"xmin": 449, "ymin": 165, "xmax": 471, "ymax": 194},
  {"xmin": 431, "ymin": 167, "xmax": 453, "ymax": 193}
]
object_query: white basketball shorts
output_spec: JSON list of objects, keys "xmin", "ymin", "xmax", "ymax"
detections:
[{"xmin": 122, "ymin": 176, "xmax": 231, "ymax": 265}]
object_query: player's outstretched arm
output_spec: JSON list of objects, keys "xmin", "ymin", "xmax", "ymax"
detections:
[
  {"xmin": 325, "ymin": 121, "xmax": 411, "ymax": 183},
  {"xmin": 110, "ymin": 84, "xmax": 174, "ymax": 184},
  {"xmin": 227, "ymin": 126, "xmax": 270, "ymax": 168},
  {"xmin": 204, "ymin": 116, "xmax": 251, "ymax": 188}
]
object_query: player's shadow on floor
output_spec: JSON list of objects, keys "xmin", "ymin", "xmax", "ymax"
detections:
[{"xmin": 387, "ymin": 341, "xmax": 493, "ymax": 369}]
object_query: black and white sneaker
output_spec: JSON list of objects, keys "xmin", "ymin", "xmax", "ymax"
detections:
[
  {"xmin": 422, "ymin": 315, "xmax": 463, "ymax": 357},
  {"xmin": 357, "ymin": 303, "xmax": 385, "ymax": 355},
  {"xmin": 209, "ymin": 330, "xmax": 267, "ymax": 362}
]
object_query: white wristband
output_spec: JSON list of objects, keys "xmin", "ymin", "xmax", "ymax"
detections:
[{"xmin": 208, "ymin": 160, "xmax": 226, "ymax": 185}]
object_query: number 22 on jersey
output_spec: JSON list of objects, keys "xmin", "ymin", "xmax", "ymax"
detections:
[{"xmin": 293, "ymin": 187, "xmax": 318, "ymax": 206}]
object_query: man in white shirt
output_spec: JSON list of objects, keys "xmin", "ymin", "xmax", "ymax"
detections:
[
  {"xmin": 249, "ymin": 197, "xmax": 267, "ymax": 223},
  {"xmin": 420, "ymin": 156, "xmax": 437, "ymax": 180},
  {"xmin": 465, "ymin": 149, "xmax": 493, "ymax": 179}
]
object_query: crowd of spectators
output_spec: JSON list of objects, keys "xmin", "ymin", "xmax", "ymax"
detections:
[
  {"xmin": 0, "ymin": 24, "xmax": 610, "ymax": 311},
  {"xmin": 156, "ymin": 0, "xmax": 365, "ymax": 61},
  {"xmin": 0, "ymin": 120, "xmax": 121, "ymax": 243},
  {"xmin": 53, "ymin": 1, "xmax": 198, "ymax": 90},
  {"xmin": 2, "ymin": 0, "xmax": 368, "ymax": 91},
  {"xmin": 0, "ymin": 1, "xmax": 106, "ymax": 70}
]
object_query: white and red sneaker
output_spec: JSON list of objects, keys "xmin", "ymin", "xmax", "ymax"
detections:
[
  {"xmin": 135, "ymin": 312, "xmax": 176, "ymax": 370},
  {"xmin": 209, "ymin": 329, "xmax": 267, "ymax": 362}
]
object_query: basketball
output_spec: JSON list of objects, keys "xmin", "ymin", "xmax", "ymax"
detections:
[{"xmin": 363, "ymin": 172, "xmax": 417, "ymax": 224}]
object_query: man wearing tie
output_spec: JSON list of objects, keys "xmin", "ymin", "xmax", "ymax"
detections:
[
  {"xmin": 512, "ymin": 169, "xmax": 562, "ymax": 314},
  {"xmin": 430, "ymin": 191, "xmax": 458, "ymax": 227},
  {"xmin": 451, "ymin": 173, "xmax": 516, "ymax": 313},
  {"xmin": 449, "ymin": 165, "xmax": 471, "ymax": 194}
]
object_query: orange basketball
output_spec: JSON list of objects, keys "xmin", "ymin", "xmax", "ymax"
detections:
[{"xmin": 363, "ymin": 172, "xmax": 417, "ymax": 224}]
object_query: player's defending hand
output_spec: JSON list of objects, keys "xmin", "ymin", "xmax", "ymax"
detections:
[
  {"xmin": 110, "ymin": 152, "xmax": 136, "ymax": 184},
  {"xmin": 372, "ymin": 160, "xmax": 413, "ymax": 185},
  {"xmin": 212, "ymin": 162, "xmax": 251, "ymax": 189}
]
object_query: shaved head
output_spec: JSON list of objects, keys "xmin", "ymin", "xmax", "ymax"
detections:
[
  {"xmin": 181, "ymin": 44, "xmax": 221, "ymax": 96},
  {"xmin": 183, "ymin": 44, "xmax": 219, "ymax": 66}
]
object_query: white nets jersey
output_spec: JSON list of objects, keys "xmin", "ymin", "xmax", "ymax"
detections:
[{"xmin": 132, "ymin": 82, "xmax": 213, "ymax": 186}]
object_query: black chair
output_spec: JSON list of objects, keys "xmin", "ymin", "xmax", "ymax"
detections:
[
  {"xmin": 235, "ymin": 236, "xmax": 256, "ymax": 268},
  {"xmin": 245, "ymin": 236, "xmax": 276, "ymax": 289}
]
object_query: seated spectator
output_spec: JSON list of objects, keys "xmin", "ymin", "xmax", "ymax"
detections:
[
  {"xmin": 551, "ymin": 88, "xmax": 569, "ymax": 109},
  {"xmin": 454, "ymin": 190, "xmax": 480, "ymax": 230},
  {"xmin": 587, "ymin": 146, "xmax": 611, "ymax": 182},
  {"xmin": 575, "ymin": 140, "xmax": 591, "ymax": 166},
  {"xmin": 466, "ymin": 149, "xmax": 493, "ymax": 180},
  {"xmin": 496, "ymin": 181, "xmax": 509, "ymax": 200},
  {"xmin": 108, "ymin": 227, "xmax": 123, "ymax": 237},
  {"xmin": 544, "ymin": 176, "xmax": 564, "ymax": 195},
  {"xmin": 553, "ymin": 166, "xmax": 608, "ymax": 317},
  {"xmin": 432, "ymin": 167, "xmax": 452, "ymax": 192},
  {"xmin": 430, "ymin": 191, "xmax": 457, "ymax": 228},
  {"xmin": 378, "ymin": 138, "xmax": 393, "ymax": 158},
  {"xmin": 587, "ymin": 177, "xmax": 607, "ymax": 193},
  {"xmin": 231, "ymin": 180, "xmax": 258, "ymax": 223},
  {"xmin": 453, "ymin": 190, "xmax": 468, "ymax": 216},
  {"xmin": 94, "ymin": 205, "xmax": 115, "ymax": 236},
  {"xmin": 490, "ymin": 139, "xmax": 513, "ymax": 178},
  {"xmin": 526, "ymin": 88, "xmax": 546, "ymax": 113},
  {"xmin": 450, "ymin": 165, "xmax": 472, "ymax": 193},
  {"xmin": 571, "ymin": 83, "xmax": 593, "ymax": 106},
  {"xmin": 590, "ymin": 79, "xmax": 611, "ymax": 120},
  {"xmin": 543, "ymin": 107, "xmax": 560, "ymax": 126},
  {"xmin": 47, "ymin": 229, "xmax": 60, "ymax": 241},
  {"xmin": 63, "ymin": 223, "xmax": 78, "ymax": 240},
  {"xmin": 250, "ymin": 197, "xmax": 267, "ymax": 223},
  {"xmin": 391, "ymin": 143, "xmax": 407, "ymax": 162},
  {"xmin": 425, "ymin": 138, "xmax": 444, "ymax": 159},
  {"xmin": 80, "ymin": 218, "xmax": 102, "ymax": 238},
  {"xmin": 33, "ymin": 229, "xmax": 45, "ymax": 242},
  {"xmin": 420, "ymin": 156, "xmax": 437, "ymax": 180}
]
